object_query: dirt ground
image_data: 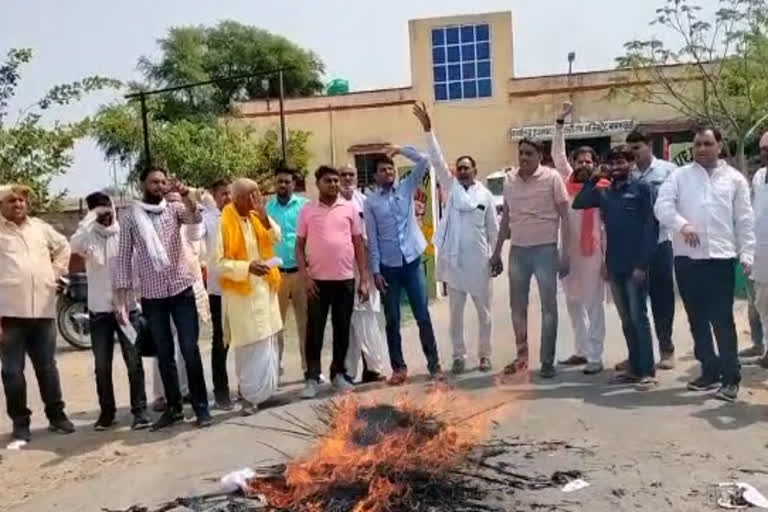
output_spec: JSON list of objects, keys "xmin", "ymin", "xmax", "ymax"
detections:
[{"xmin": 2, "ymin": 275, "xmax": 768, "ymax": 511}]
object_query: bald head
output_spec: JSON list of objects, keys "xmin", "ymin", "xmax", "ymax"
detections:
[{"xmin": 231, "ymin": 178, "xmax": 261, "ymax": 216}]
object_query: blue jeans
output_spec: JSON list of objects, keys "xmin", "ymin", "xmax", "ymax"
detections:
[
  {"xmin": 507, "ymin": 244, "xmax": 559, "ymax": 366},
  {"xmin": 380, "ymin": 256, "xmax": 440, "ymax": 374},
  {"xmin": 610, "ymin": 275, "xmax": 655, "ymax": 378},
  {"xmin": 141, "ymin": 287, "xmax": 209, "ymax": 417},
  {"xmin": 648, "ymin": 241, "xmax": 675, "ymax": 354}
]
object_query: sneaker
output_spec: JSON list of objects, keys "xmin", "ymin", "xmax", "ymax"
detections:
[
  {"xmin": 715, "ymin": 384, "xmax": 739, "ymax": 403},
  {"xmin": 614, "ymin": 359, "xmax": 629, "ymax": 372},
  {"xmin": 583, "ymin": 362, "xmax": 604, "ymax": 375},
  {"xmin": 657, "ymin": 352, "xmax": 676, "ymax": 370},
  {"xmin": 479, "ymin": 358, "xmax": 492, "ymax": 372},
  {"xmin": 152, "ymin": 397, "xmax": 167, "ymax": 413},
  {"xmin": 196, "ymin": 412, "xmax": 214, "ymax": 428},
  {"xmin": 333, "ymin": 374, "xmax": 355, "ymax": 393},
  {"xmin": 388, "ymin": 370, "xmax": 408, "ymax": 386},
  {"xmin": 361, "ymin": 370, "xmax": 386, "ymax": 383},
  {"xmin": 451, "ymin": 358, "xmax": 466, "ymax": 375},
  {"xmin": 635, "ymin": 376, "xmax": 658, "ymax": 391},
  {"xmin": 131, "ymin": 413, "xmax": 151, "ymax": 431},
  {"xmin": 318, "ymin": 374, "xmax": 328, "ymax": 385},
  {"xmin": 300, "ymin": 379, "xmax": 319, "ymax": 399},
  {"xmin": 503, "ymin": 358, "xmax": 529, "ymax": 375},
  {"xmin": 11, "ymin": 422, "xmax": 31, "ymax": 442},
  {"xmin": 150, "ymin": 408, "xmax": 184, "ymax": 431},
  {"xmin": 687, "ymin": 375, "xmax": 721, "ymax": 392},
  {"xmin": 49, "ymin": 416, "xmax": 76, "ymax": 435},
  {"xmin": 739, "ymin": 346, "xmax": 765, "ymax": 358},
  {"xmin": 559, "ymin": 355, "xmax": 588, "ymax": 366},
  {"xmin": 539, "ymin": 364, "xmax": 557, "ymax": 379},
  {"xmin": 93, "ymin": 413, "xmax": 116, "ymax": 431},
  {"xmin": 214, "ymin": 397, "xmax": 235, "ymax": 411}
]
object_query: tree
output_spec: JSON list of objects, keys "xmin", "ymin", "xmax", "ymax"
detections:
[
  {"xmin": 93, "ymin": 21, "xmax": 321, "ymax": 187},
  {"xmin": 0, "ymin": 48, "xmax": 120, "ymax": 211},
  {"xmin": 615, "ymin": 0, "xmax": 768, "ymax": 171}
]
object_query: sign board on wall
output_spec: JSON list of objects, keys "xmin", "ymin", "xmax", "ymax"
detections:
[
  {"xmin": 669, "ymin": 141, "xmax": 694, "ymax": 166},
  {"xmin": 507, "ymin": 120, "xmax": 636, "ymax": 141}
]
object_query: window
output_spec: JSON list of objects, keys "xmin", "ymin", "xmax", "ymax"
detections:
[
  {"xmin": 432, "ymin": 23, "xmax": 492, "ymax": 101},
  {"xmin": 354, "ymin": 153, "xmax": 385, "ymax": 190}
]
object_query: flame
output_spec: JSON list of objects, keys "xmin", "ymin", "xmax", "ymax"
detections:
[{"xmin": 245, "ymin": 388, "xmax": 502, "ymax": 511}]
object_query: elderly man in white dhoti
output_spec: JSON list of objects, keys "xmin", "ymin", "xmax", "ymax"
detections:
[
  {"xmin": 413, "ymin": 103, "xmax": 499, "ymax": 374},
  {"xmin": 339, "ymin": 165, "xmax": 387, "ymax": 383},
  {"xmin": 215, "ymin": 178, "xmax": 282, "ymax": 415}
]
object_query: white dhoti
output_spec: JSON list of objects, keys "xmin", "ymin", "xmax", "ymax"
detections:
[
  {"xmin": 448, "ymin": 285, "xmax": 492, "ymax": 360},
  {"xmin": 235, "ymin": 334, "xmax": 279, "ymax": 406},
  {"xmin": 566, "ymin": 297, "xmax": 605, "ymax": 363},
  {"xmin": 346, "ymin": 310, "xmax": 386, "ymax": 380}
]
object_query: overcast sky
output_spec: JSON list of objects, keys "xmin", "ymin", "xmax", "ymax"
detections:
[{"xmin": 1, "ymin": 0, "xmax": 719, "ymax": 196}]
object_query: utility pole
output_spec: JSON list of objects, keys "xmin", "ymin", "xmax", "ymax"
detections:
[{"xmin": 278, "ymin": 69, "xmax": 287, "ymax": 165}]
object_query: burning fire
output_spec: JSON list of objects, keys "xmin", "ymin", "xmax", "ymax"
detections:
[{"xmin": 245, "ymin": 388, "xmax": 501, "ymax": 511}]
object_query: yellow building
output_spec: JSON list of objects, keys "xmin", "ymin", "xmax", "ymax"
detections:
[{"xmin": 235, "ymin": 11, "xmax": 693, "ymax": 195}]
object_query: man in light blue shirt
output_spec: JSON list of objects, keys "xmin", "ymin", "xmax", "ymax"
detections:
[
  {"xmin": 266, "ymin": 167, "xmax": 310, "ymax": 376},
  {"xmin": 364, "ymin": 145, "xmax": 442, "ymax": 385},
  {"xmin": 627, "ymin": 131, "xmax": 677, "ymax": 370}
]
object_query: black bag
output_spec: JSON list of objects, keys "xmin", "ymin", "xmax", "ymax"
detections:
[{"xmin": 135, "ymin": 314, "xmax": 157, "ymax": 358}]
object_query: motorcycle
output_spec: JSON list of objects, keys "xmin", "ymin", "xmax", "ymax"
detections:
[{"xmin": 56, "ymin": 273, "xmax": 91, "ymax": 350}]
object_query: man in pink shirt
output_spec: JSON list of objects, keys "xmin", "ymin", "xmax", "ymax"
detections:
[{"xmin": 296, "ymin": 166, "xmax": 370, "ymax": 399}]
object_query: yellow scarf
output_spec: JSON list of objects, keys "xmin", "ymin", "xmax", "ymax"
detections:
[{"xmin": 218, "ymin": 203, "xmax": 281, "ymax": 295}]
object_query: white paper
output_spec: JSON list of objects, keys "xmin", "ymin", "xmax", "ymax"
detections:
[
  {"xmin": 6, "ymin": 440, "xmax": 27, "ymax": 450},
  {"xmin": 263, "ymin": 257, "xmax": 283, "ymax": 268},
  {"xmin": 716, "ymin": 483, "xmax": 768, "ymax": 509},
  {"xmin": 562, "ymin": 479, "xmax": 590, "ymax": 493},
  {"xmin": 220, "ymin": 467, "xmax": 256, "ymax": 493}
]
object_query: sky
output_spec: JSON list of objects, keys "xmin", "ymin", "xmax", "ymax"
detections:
[{"xmin": 1, "ymin": 0, "xmax": 720, "ymax": 197}]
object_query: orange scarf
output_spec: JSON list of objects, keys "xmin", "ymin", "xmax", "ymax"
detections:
[
  {"xmin": 566, "ymin": 176, "xmax": 611, "ymax": 257},
  {"xmin": 218, "ymin": 203, "xmax": 281, "ymax": 295}
]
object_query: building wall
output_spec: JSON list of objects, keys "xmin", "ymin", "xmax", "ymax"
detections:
[{"xmin": 234, "ymin": 11, "xmax": 694, "ymax": 196}]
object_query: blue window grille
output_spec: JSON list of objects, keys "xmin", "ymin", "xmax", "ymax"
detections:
[{"xmin": 432, "ymin": 23, "xmax": 492, "ymax": 101}]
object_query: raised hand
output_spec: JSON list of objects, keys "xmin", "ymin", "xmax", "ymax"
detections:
[
  {"xmin": 557, "ymin": 101, "xmax": 573, "ymax": 122},
  {"xmin": 413, "ymin": 101, "xmax": 432, "ymax": 132},
  {"xmin": 383, "ymin": 145, "xmax": 401, "ymax": 159}
]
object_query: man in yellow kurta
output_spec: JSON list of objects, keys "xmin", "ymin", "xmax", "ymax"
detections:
[{"xmin": 215, "ymin": 178, "xmax": 282, "ymax": 415}]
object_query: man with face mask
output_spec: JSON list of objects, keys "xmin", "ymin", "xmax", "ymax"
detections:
[
  {"xmin": 655, "ymin": 127, "xmax": 754, "ymax": 402},
  {"xmin": 71, "ymin": 192, "xmax": 149, "ymax": 430},
  {"xmin": 573, "ymin": 146, "xmax": 659, "ymax": 390},
  {"xmin": 0, "ymin": 184, "xmax": 74, "ymax": 442},
  {"xmin": 552, "ymin": 102, "xmax": 608, "ymax": 375},
  {"xmin": 490, "ymin": 136, "xmax": 571, "ymax": 379},
  {"xmin": 412, "ymin": 103, "xmax": 499, "ymax": 375}
]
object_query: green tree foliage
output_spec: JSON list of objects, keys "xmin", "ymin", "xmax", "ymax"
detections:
[
  {"xmin": 93, "ymin": 20, "xmax": 320, "ymax": 186},
  {"xmin": 0, "ymin": 48, "xmax": 121, "ymax": 211},
  {"xmin": 615, "ymin": 0, "xmax": 768, "ymax": 170}
]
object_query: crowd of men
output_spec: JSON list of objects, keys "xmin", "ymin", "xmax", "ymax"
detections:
[{"xmin": 1, "ymin": 100, "xmax": 767, "ymax": 444}]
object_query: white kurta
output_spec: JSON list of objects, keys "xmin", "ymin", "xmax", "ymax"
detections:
[
  {"xmin": 214, "ymin": 216, "xmax": 282, "ymax": 405},
  {"xmin": 751, "ymin": 168, "xmax": 768, "ymax": 349},
  {"xmin": 343, "ymin": 189, "xmax": 386, "ymax": 378}
]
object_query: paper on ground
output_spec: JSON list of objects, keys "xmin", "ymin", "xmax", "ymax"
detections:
[
  {"xmin": 717, "ymin": 482, "xmax": 768, "ymax": 509},
  {"xmin": 6, "ymin": 440, "xmax": 27, "ymax": 450},
  {"xmin": 562, "ymin": 479, "xmax": 590, "ymax": 493},
  {"xmin": 220, "ymin": 467, "xmax": 256, "ymax": 493}
]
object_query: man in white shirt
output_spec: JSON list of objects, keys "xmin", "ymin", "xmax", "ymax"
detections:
[
  {"xmin": 749, "ymin": 132, "xmax": 768, "ymax": 367},
  {"xmin": 655, "ymin": 127, "xmax": 754, "ymax": 402},
  {"xmin": 201, "ymin": 178, "xmax": 233, "ymax": 410},
  {"xmin": 627, "ymin": 130, "xmax": 678, "ymax": 370},
  {"xmin": 413, "ymin": 103, "xmax": 499, "ymax": 374},
  {"xmin": 71, "ymin": 192, "xmax": 149, "ymax": 431}
]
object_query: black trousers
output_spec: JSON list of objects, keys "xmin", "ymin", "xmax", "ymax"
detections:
[
  {"xmin": 305, "ymin": 280, "xmax": 355, "ymax": 381},
  {"xmin": 675, "ymin": 257, "xmax": 741, "ymax": 385},
  {"xmin": 89, "ymin": 310, "xmax": 147, "ymax": 417},
  {"xmin": 648, "ymin": 241, "xmax": 676, "ymax": 355},
  {"xmin": 142, "ymin": 287, "xmax": 209, "ymax": 416},
  {"xmin": 0, "ymin": 318, "xmax": 65, "ymax": 426},
  {"xmin": 208, "ymin": 294, "xmax": 229, "ymax": 401}
]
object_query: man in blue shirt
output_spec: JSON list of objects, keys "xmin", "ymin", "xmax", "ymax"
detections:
[
  {"xmin": 626, "ymin": 131, "xmax": 677, "ymax": 370},
  {"xmin": 364, "ymin": 145, "xmax": 442, "ymax": 385},
  {"xmin": 266, "ymin": 167, "xmax": 309, "ymax": 377},
  {"xmin": 573, "ymin": 145, "xmax": 659, "ymax": 391}
]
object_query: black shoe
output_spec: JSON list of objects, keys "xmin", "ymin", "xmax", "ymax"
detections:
[
  {"xmin": 687, "ymin": 375, "xmax": 721, "ymax": 392},
  {"xmin": 715, "ymin": 384, "xmax": 739, "ymax": 403},
  {"xmin": 131, "ymin": 412, "xmax": 151, "ymax": 431},
  {"xmin": 540, "ymin": 364, "xmax": 557, "ymax": 379},
  {"xmin": 49, "ymin": 416, "xmax": 76, "ymax": 434},
  {"xmin": 361, "ymin": 370, "xmax": 386, "ymax": 384},
  {"xmin": 214, "ymin": 397, "xmax": 234, "ymax": 411},
  {"xmin": 196, "ymin": 412, "xmax": 214, "ymax": 428},
  {"xmin": 11, "ymin": 423, "xmax": 31, "ymax": 442},
  {"xmin": 739, "ymin": 346, "xmax": 765, "ymax": 358},
  {"xmin": 93, "ymin": 413, "xmax": 116, "ymax": 431},
  {"xmin": 150, "ymin": 409, "xmax": 184, "ymax": 431}
]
